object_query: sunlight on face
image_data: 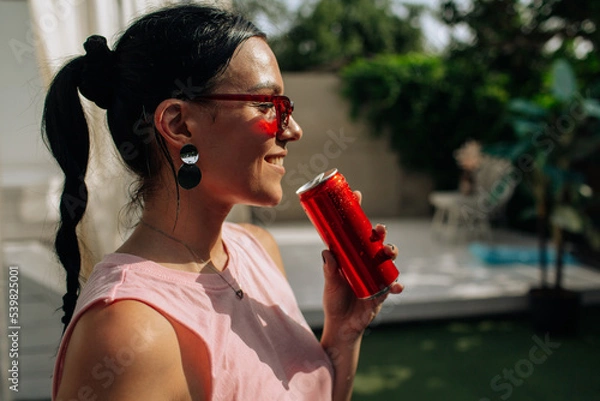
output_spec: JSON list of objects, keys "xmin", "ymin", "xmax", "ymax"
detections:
[{"xmin": 191, "ymin": 37, "xmax": 300, "ymax": 208}]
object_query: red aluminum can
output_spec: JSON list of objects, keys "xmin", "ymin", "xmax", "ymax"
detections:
[{"xmin": 296, "ymin": 169, "xmax": 399, "ymax": 299}]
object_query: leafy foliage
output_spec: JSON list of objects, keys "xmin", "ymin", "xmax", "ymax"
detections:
[
  {"xmin": 488, "ymin": 59, "xmax": 600, "ymax": 286},
  {"xmin": 509, "ymin": 61, "xmax": 599, "ymax": 234},
  {"xmin": 271, "ymin": 0, "xmax": 423, "ymax": 71},
  {"xmin": 337, "ymin": 0, "xmax": 599, "ymax": 220},
  {"xmin": 440, "ymin": 0, "xmax": 600, "ymax": 97},
  {"xmin": 340, "ymin": 53, "xmax": 512, "ymax": 189}
]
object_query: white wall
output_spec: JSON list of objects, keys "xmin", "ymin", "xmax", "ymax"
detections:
[
  {"xmin": 0, "ymin": 1, "xmax": 59, "ymax": 183},
  {"xmin": 260, "ymin": 73, "xmax": 405, "ymax": 224},
  {"xmin": 0, "ymin": 1, "xmax": 62, "ymax": 244}
]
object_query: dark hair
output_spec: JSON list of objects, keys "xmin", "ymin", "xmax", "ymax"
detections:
[{"xmin": 42, "ymin": 4, "xmax": 265, "ymax": 331}]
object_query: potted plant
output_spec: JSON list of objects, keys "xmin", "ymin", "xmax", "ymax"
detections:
[{"xmin": 490, "ymin": 59, "xmax": 600, "ymax": 335}]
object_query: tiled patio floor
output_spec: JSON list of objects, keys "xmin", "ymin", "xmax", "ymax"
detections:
[{"xmin": 271, "ymin": 219, "xmax": 600, "ymax": 327}]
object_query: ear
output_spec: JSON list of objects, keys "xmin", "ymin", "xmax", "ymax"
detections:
[{"xmin": 154, "ymin": 98, "xmax": 190, "ymax": 148}]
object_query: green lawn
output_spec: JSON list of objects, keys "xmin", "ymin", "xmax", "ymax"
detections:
[{"xmin": 349, "ymin": 306, "xmax": 600, "ymax": 401}]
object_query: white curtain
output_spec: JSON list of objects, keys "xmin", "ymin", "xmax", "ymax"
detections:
[{"xmin": 28, "ymin": 0, "xmax": 232, "ymax": 278}]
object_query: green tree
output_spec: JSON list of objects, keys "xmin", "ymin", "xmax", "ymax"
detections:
[
  {"xmin": 339, "ymin": 0, "xmax": 600, "ymax": 190},
  {"xmin": 340, "ymin": 53, "xmax": 512, "ymax": 189},
  {"xmin": 440, "ymin": 0, "xmax": 600, "ymax": 97},
  {"xmin": 271, "ymin": 0, "xmax": 424, "ymax": 71},
  {"xmin": 438, "ymin": 0, "xmax": 600, "ymax": 232}
]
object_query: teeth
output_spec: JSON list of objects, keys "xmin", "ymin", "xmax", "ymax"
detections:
[{"xmin": 266, "ymin": 157, "xmax": 284, "ymax": 166}]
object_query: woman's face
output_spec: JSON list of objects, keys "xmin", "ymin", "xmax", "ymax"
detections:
[{"xmin": 188, "ymin": 37, "xmax": 302, "ymax": 207}]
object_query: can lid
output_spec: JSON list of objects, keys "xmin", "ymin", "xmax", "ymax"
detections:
[{"xmin": 296, "ymin": 168, "xmax": 338, "ymax": 195}]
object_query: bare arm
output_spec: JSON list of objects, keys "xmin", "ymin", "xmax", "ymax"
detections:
[
  {"xmin": 320, "ymin": 238, "xmax": 402, "ymax": 401},
  {"xmin": 55, "ymin": 300, "xmax": 209, "ymax": 401},
  {"xmin": 319, "ymin": 193, "xmax": 404, "ymax": 401}
]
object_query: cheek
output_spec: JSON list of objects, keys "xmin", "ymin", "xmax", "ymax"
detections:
[{"xmin": 254, "ymin": 119, "xmax": 278, "ymax": 136}]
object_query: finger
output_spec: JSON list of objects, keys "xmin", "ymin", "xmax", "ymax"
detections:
[
  {"xmin": 322, "ymin": 250, "xmax": 346, "ymax": 284},
  {"xmin": 321, "ymin": 250, "xmax": 350, "ymax": 295},
  {"xmin": 384, "ymin": 243, "xmax": 399, "ymax": 260},
  {"xmin": 353, "ymin": 190, "xmax": 362, "ymax": 205},
  {"xmin": 374, "ymin": 223, "xmax": 387, "ymax": 241},
  {"xmin": 389, "ymin": 281, "xmax": 404, "ymax": 294},
  {"xmin": 321, "ymin": 249, "xmax": 338, "ymax": 275},
  {"xmin": 372, "ymin": 281, "xmax": 403, "ymax": 301}
]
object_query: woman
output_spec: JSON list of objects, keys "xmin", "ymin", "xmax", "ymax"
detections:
[{"xmin": 44, "ymin": 5, "xmax": 403, "ymax": 401}]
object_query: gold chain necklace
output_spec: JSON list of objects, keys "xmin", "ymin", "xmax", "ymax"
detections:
[{"xmin": 140, "ymin": 221, "xmax": 244, "ymax": 300}]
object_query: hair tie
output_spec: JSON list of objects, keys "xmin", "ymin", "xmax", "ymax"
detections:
[{"xmin": 79, "ymin": 35, "xmax": 116, "ymax": 109}]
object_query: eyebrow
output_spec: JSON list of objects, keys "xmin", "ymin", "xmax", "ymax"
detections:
[{"xmin": 247, "ymin": 82, "xmax": 283, "ymax": 94}]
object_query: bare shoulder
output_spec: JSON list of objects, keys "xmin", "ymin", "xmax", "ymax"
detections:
[
  {"xmin": 56, "ymin": 300, "xmax": 203, "ymax": 401},
  {"xmin": 238, "ymin": 223, "xmax": 286, "ymax": 277}
]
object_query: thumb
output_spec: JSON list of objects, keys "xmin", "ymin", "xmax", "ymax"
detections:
[
  {"xmin": 322, "ymin": 250, "xmax": 347, "ymax": 290},
  {"xmin": 322, "ymin": 249, "xmax": 339, "ymax": 274}
]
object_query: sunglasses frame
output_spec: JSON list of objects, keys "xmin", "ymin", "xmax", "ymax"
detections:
[{"xmin": 193, "ymin": 94, "xmax": 294, "ymax": 133}]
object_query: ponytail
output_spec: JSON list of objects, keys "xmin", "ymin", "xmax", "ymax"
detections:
[{"xmin": 42, "ymin": 57, "xmax": 90, "ymax": 332}]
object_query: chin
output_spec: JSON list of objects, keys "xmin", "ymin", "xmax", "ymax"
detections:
[
  {"xmin": 259, "ymin": 191, "xmax": 283, "ymax": 207},
  {"xmin": 241, "ymin": 187, "xmax": 283, "ymax": 208}
]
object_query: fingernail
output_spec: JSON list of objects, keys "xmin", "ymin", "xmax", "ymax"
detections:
[
  {"xmin": 322, "ymin": 253, "xmax": 326, "ymax": 263},
  {"xmin": 378, "ymin": 223, "xmax": 387, "ymax": 230},
  {"xmin": 387, "ymin": 243, "xmax": 395, "ymax": 251}
]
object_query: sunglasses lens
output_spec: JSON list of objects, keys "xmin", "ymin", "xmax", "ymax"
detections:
[{"xmin": 278, "ymin": 99, "xmax": 293, "ymax": 131}]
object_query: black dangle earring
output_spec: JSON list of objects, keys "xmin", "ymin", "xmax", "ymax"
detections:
[{"xmin": 177, "ymin": 144, "xmax": 202, "ymax": 189}]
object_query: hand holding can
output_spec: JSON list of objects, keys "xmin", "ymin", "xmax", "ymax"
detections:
[{"xmin": 296, "ymin": 169, "xmax": 399, "ymax": 299}]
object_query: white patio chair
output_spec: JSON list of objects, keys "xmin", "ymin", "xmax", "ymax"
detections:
[{"xmin": 429, "ymin": 155, "xmax": 517, "ymax": 241}]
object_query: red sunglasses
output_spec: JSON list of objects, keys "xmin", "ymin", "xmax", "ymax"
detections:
[{"xmin": 194, "ymin": 94, "xmax": 294, "ymax": 133}]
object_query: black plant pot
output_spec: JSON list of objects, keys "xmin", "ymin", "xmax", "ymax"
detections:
[{"xmin": 528, "ymin": 287, "xmax": 582, "ymax": 336}]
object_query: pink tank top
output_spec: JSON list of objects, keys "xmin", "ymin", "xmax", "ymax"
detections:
[{"xmin": 52, "ymin": 223, "xmax": 333, "ymax": 400}]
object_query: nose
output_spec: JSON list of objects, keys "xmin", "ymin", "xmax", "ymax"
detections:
[{"xmin": 277, "ymin": 116, "xmax": 302, "ymax": 143}]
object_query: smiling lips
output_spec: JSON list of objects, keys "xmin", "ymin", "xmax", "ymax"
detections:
[{"xmin": 265, "ymin": 155, "xmax": 284, "ymax": 167}]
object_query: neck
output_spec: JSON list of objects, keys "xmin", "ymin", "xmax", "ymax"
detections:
[
  {"xmin": 119, "ymin": 187, "xmax": 233, "ymax": 271},
  {"xmin": 127, "ymin": 191, "xmax": 245, "ymax": 300}
]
